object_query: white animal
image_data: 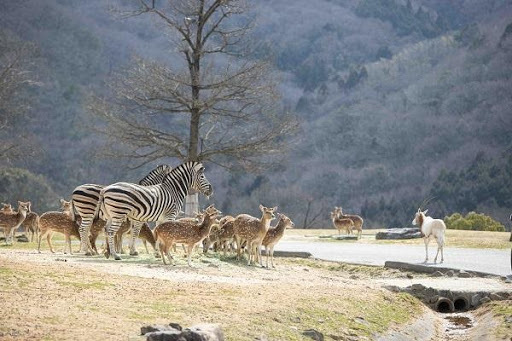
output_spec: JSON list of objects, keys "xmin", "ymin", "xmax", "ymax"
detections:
[{"xmin": 412, "ymin": 208, "xmax": 446, "ymax": 264}]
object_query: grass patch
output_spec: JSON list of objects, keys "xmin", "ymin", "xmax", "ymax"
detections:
[{"xmin": 490, "ymin": 301, "xmax": 512, "ymax": 339}]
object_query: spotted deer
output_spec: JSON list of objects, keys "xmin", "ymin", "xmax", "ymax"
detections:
[
  {"xmin": 330, "ymin": 210, "xmax": 354, "ymax": 235},
  {"xmin": 155, "ymin": 205, "xmax": 220, "ymax": 266},
  {"xmin": 23, "ymin": 202, "xmax": 40, "ymax": 242},
  {"xmin": 0, "ymin": 201, "xmax": 30, "ymax": 244},
  {"xmin": 212, "ymin": 216, "xmax": 236, "ymax": 256},
  {"xmin": 38, "ymin": 199, "xmax": 80, "ymax": 254},
  {"xmin": 262, "ymin": 214, "xmax": 294, "ymax": 268},
  {"xmin": 1, "ymin": 203, "xmax": 13, "ymax": 213},
  {"xmin": 233, "ymin": 205, "xmax": 277, "ymax": 266},
  {"xmin": 336, "ymin": 206, "xmax": 363, "ymax": 239}
]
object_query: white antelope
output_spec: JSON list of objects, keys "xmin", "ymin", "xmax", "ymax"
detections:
[{"xmin": 412, "ymin": 208, "xmax": 446, "ymax": 264}]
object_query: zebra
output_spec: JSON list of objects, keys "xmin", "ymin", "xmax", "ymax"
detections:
[
  {"xmin": 71, "ymin": 164, "xmax": 172, "ymax": 255},
  {"xmin": 99, "ymin": 161, "xmax": 213, "ymax": 260}
]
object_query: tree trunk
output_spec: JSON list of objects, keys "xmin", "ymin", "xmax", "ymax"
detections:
[{"xmin": 184, "ymin": 192, "xmax": 199, "ymax": 217}]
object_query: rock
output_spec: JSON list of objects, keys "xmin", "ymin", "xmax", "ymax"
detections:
[
  {"xmin": 410, "ymin": 284, "xmax": 426, "ymax": 291},
  {"xmin": 446, "ymin": 270, "xmax": 455, "ymax": 277},
  {"xmin": 142, "ymin": 325, "xmax": 181, "ymax": 335},
  {"xmin": 331, "ymin": 235, "xmax": 358, "ymax": 240},
  {"xmin": 302, "ymin": 329, "xmax": 324, "ymax": 341},
  {"xmin": 183, "ymin": 323, "xmax": 224, "ymax": 341},
  {"xmin": 479, "ymin": 297, "xmax": 491, "ymax": 305},
  {"xmin": 489, "ymin": 293, "xmax": 503, "ymax": 301},
  {"xmin": 146, "ymin": 331, "xmax": 183, "ymax": 341},
  {"xmin": 429, "ymin": 295, "xmax": 440, "ymax": 304},
  {"xmin": 16, "ymin": 235, "xmax": 29, "ymax": 243},
  {"xmin": 430, "ymin": 271, "xmax": 444, "ymax": 277},
  {"xmin": 144, "ymin": 323, "xmax": 223, "ymax": 341},
  {"xmin": 349, "ymin": 275, "xmax": 359, "ymax": 280},
  {"xmin": 406, "ymin": 274, "xmax": 414, "ymax": 279},
  {"xmin": 471, "ymin": 294, "xmax": 482, "ymax": 306},
  {"xmin": 458, "ymin": 270, "xmax": 472, "ymax": 278},
  {"xmin": 375, "ymin": 228, "xmax": 422, "ymax": 240}
]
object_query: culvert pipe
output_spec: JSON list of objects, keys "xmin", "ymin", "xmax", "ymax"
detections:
[
  {"xmin": 453, "ymin": 296, "xmax": 469, "ymax": 312},
  {"xmin": 435, "ymin": 297, "xmax": 455, "ymax": 313}
]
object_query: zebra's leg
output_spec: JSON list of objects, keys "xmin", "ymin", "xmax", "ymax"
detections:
[
  {"xmin": 78, "ymin": 216, "xmax": 94, "ymax": 255},
  {"xmin": 129, "ymin": 221, "xmax": 143, "ymax": 256},
  {"xmin": 105, "ymin": 219, "xmax": 122, "ymax": 260}
]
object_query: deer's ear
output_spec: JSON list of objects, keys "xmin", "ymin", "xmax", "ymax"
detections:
[
  {"xmin": 259, "ymin": 204, "xmax": 264, "ymax": 212},
  {"xmin": 272, "ymin": 206, "xmax": 278, "ymax": 211}
]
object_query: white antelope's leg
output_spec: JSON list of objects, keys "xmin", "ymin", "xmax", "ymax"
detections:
[
  {"xmin": 129, "ymin": 221, "xmax": 142, "ymax": 256},
  {"xmin": 423, "ymin": 238, "xmax": 429, "ymax": 263}
]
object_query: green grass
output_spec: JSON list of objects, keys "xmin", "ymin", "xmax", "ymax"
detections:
[
  {"xmin": 490, "ymin": 301, "xmax": 512, "ymax": 339},
  {"xmin": 286, "ymin": 228, "xmax": 511, "ymax": 249}
]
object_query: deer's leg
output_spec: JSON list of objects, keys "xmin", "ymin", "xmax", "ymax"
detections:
[
  {"xmin": 270, "ymin": 245, "xmax": 276, "ymax": 268},
  {"xmin": 64, "ymin": 234, "xmax": 71, "ymax": 254},
  {"xmin": 159, "ymin": 242, "xmax": 167, "ymax": 265},
  {"xmin": 37, "ymin": 230, "xmax": 46, "ymax": 253},
  {"xmin": 265, "ymin": 246, "xmax": 269, "ymax": 268},
  {"xmin": 186, "ymin": 244, "xmax": 194, "ymax": 267},
  {"xmin": 47, "ymin": 233, "xmax": 55, "ymax": 253},
  {"xmin": 257, "ymin": 242, "xmax": 264, "ymax": 267}
]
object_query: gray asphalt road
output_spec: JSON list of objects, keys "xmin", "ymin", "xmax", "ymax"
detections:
[{"xmin": 276, "ymin": 241, "xmax": 512, "ymax": 276}]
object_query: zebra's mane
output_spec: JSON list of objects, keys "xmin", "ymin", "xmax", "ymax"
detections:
[
  {"xmin": 162, "ymin": 161, "xmax": 200, "ymax": 185},
  {"xmin": 138, "ymin": 164, "xmax": 173, "ymax": 186}
]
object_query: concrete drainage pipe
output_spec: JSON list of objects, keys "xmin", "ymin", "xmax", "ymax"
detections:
[
  {"xmin": 435, "ymin": 297, "xmax": 455, "ymax": 313},
  {"xmin": 453, "ymin": 296, "xmax": 469, "ymax": 312}
]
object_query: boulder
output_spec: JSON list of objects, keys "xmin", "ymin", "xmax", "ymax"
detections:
[
  {"xmin": 375, "ymin": 228, "xmax": 422, "ymax": 240},
  {"xmin": 331, "ymin": 235, "xmax": 358, "ymax": 240},
  {"xmin": 430, "ymin": 271, "xmax": 444, "ymax": 277},
  {"xmin": 303, "ymin": 329, "xmax": 324, "ymax": 341},
  {"xmin": 144, "ymin": 323, "xmax": 224, "ymax": 341},
  {"xmin": 457, "ymin": 270, "xmax": 472, "ymax": 278}
]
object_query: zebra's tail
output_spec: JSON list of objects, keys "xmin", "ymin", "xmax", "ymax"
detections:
[{"xmin": 95, "ymin": 189, "xmax": 106, "ymax": 221}]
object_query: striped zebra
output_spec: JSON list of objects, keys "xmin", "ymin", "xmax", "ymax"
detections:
[
  {"xmin": 71, "ymin": 164, "xmax": 172, "ymax": 255},
  {"xmin": 99, "ymin": 161, "xmax": 213, "ymax": 260}
]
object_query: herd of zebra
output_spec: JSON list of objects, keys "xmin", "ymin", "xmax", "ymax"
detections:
[{"xmin": 0, "ymin": 161, "xmax": 295, "ymax": 267}]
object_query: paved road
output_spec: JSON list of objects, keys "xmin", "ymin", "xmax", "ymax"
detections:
[{"xmin": 276, "ymin": 241, "xmax": 512, "ymax": 276}]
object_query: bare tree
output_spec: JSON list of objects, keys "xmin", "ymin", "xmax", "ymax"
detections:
[
  {"xmin": 0, "ymin": 30, "xmax": 39, "ymax": 161},
  {"xmin": 88, "ymin": 0, "xmax": 297, "ymax": 214}
]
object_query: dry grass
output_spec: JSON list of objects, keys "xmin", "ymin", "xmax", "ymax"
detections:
[
  {"xmin": 286, "ymin": 228, "xmax": 511, "ymax": 249},
  {"xmin": 0, "ymin": 244, "xmax": 422, "ymax": 341}
]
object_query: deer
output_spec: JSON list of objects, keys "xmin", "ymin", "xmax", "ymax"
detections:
[
  {"xmin": 1, "ymin": 203, "xmax": 13, "ymax": 213},
  {"xmin": 23, "ymin": 202, "xmax": 40, "ymax": 242},
  {"xmin": 38, "ymin": 199, "xmax": 81, "ymax": 254},
  {"xmin": 412, "ymin": 208, "xmax": 446, "ymax": 264},
  {"xmin": 262, "ymin": 213, "xmax": 294, "ymax": 268},
  {"xmin": 330, "ymin": 210, "xmax": 354, "ymax": 236},
  {"xmin": 233, "ymin": 205, "xmax": 277, "ymax": 266},
  {"xmin": 0, "ymin": 201, "xmax": 30, "ymax": 245},
  {"xmin": 155, "ymin": 205, "xmax": 221, "ymax": 266},
  {"xmin": 335, "ymin": 206, "xmax": 363, "ymax": 239},
  {"xmin": 203, "ymin": 215, "xmax": 235, "ymax": 255}
]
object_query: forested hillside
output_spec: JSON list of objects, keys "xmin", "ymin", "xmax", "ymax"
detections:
[{"xmin": 1, "ymin": 0, "xmax": 511, "ymax": 228}]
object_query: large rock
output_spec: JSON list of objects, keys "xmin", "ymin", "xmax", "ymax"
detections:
[
  {"xmin": 375, "ymin": 228, "xmax": 422, "ymax": 240},
  {"xmin": 144, "ymin": 323, "xmax": 224, "ymax": 341}
]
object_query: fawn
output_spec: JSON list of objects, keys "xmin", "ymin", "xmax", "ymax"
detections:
[
  {"xmin": 155, "ymin": 205, "xmax": 221, "ymax": 266},
  {"xmin": 0, "ymin": 201, "xmax": 30, "ymax": 245},
  {"xmin": 335, "ymin": 206, "xmax": 363, "ymax": 239},
  {"xmin": 233, "ymin": 205, "xmax": 277, "ymax": 266},
  {"xmin": 262, "ymin": 213, "xmax": 294, "ymax": 268},
  {"xmin": 38, "ymin": 199, "xmax": 80, "ymax": 254},
  {"xmin": 330, "ymin": 210, "xmax": 354, "ymax": 235}
]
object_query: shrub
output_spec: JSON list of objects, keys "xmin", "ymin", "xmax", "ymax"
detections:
[{"xmin": 444, "ymin": 212, "xmax": 505, "ymax": 231}]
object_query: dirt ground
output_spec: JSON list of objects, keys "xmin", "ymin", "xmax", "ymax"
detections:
[{"xmin": 0, "ymin": 240, "xmax": 510, "ymax": 340}]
